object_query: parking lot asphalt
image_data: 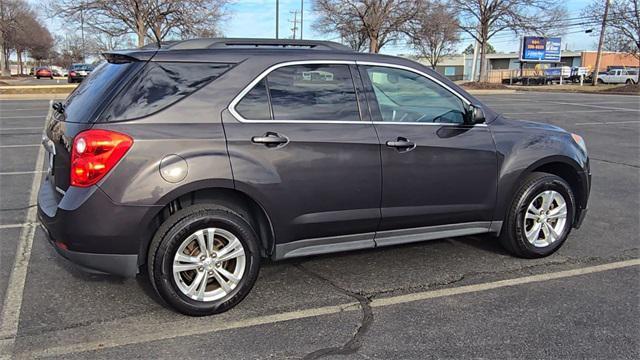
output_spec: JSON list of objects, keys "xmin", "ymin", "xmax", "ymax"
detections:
[{"xmin": 0, "ymin": 92, "xmax": 638, "ymax": 359}]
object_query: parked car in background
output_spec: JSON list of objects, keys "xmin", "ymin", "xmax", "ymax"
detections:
[
  {"xmin": 39, "ymin": 38, "xmax": 591, "ymax": 316},
  {"xmin": 68, "ymin": 64, "xmax": 95, "ymax": 83},
  {"xmin": 51, "ymin": 66, "xmax": 68, "ymax": 77},
  {"xmin": 597, "ymin": 68, "xmax": 639, "ymax": 84},
  {"xmin": 35, "ymin": 67, "xmax": 53, "ymax": 79}
]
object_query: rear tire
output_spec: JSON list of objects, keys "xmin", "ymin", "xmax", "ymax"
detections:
[
  {"xmin": 147, "ymin": 204, "xmax": 261, "ymax": 316},
  {"xmin": 597, "ymin": 78, "xmax": 604, "ymax": 84},
  {"xmin": 499, "ymin": 172, "xmax": 575, "ymax": 258},
  {"xmin": 626, "ymin": 79, "xmax": 633, "ymax": 84}
]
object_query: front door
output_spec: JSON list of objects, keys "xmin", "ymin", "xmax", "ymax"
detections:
[
  {"xmin": 359, "ymin": 64, "xmax": 498, "ymax": 241},
  {"xmin": 223, "ymin": 62, "xmax": 382, "ymax": 256}
]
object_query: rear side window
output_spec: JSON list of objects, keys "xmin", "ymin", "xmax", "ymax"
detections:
[
  {"xmin": 63, "ymin": 61, "xmax": 141, "ymax": 123},
  {"xmin": 101, "ymin": 62, "xmax": 232, "ymax": 122},
  {"xmin": 267, "ymin": 64, "xmax": 359, "ymax": 121}
]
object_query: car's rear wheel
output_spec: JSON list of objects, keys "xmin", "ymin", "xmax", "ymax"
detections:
[
  {"xmin": 597, "ymin": 78, "xmax": 604, "ymax": 84},
  {"xmin": 148, "ymin": 204, "xmax": 261, "ymax": 316},
  {"xmin": 626, "ymin": 79, "xmax": 633, "ymax": 84},
  {"xmin": 499, "ymin": 172, "xmax": 575, "ymax": 258}
]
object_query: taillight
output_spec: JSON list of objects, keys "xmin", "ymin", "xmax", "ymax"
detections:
[
  {"xmin": 69, "ymin": 71, "xmax": 76, "ymax": 76},
  {"xmin": 70, "ymin": 129, "xmax": 133, "ymax": 187}
]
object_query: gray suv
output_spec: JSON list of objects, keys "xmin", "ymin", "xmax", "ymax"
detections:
[{"xmin": 38, "ymin": 39, "xmax": 590, "ymax": 316}]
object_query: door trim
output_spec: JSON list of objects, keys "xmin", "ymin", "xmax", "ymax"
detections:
[{"xmin": 273, "ymin": 221, "xmax": 503, "ymax": 260}]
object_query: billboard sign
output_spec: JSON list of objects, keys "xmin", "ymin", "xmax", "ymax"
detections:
[{"xmin": 520, "ymin": 36, "xmax": 562, "ymax": 62}]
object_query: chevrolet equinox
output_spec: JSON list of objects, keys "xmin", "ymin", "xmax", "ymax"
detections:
[{"xmin": 38, "ymin": 38, "xmax": 591, "ymax": 316}]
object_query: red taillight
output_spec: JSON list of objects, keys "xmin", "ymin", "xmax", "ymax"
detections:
[
  {"xmin": 70, "ymin": 129, "xmax": 133, "ymax": 187},
  {"xmin": 69, "ymin": 71, "xmax": 76, "ymax": 76}
]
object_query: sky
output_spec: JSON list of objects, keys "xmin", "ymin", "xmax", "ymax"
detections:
[
  {"xmin": 222, "ymin": 0, "xmax": 599, "ymax": 55},
  {"xmin": 36, "ymin": 0, "xmax": 600, "ymax": 56}
]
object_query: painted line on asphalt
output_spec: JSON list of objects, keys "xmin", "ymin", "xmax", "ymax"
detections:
[
  {"xmin": 575, "ymin": 120, "xmax": 640, "ymax": 126},
  {"xmin": 14, "ymin": 259, "xmax": 640, "ymax": 359},
  {"xmin": 541, "ymin": 100, "xmax": 640, "ymax": 112},
  {"xmin": 503, "ymin": 109, "xmax": 636, "ymax": 115},
  {"xmin": 0, "ymin": 127, "xmax": 43, "ymax": 130},
  {"xmin": 0, "ymin": 171, "xmax": 46, "ymax": 176},
  {"xmin": 0, "ymin": 108, "xmax": 49, "ymax": 111},
  {"xmin": 0, "ymin": 223, "xmax": 38, "ymax": 230},
  {"xmin": 0, "ymin": 144, "xmax": 40, "ymax": 149},
  {"xmin": 0, "ymin": 125, "xmax": 45, "ymax": 359},
  {"xmin": 0, "ymin": 116, "xmax": 44, "ymax": 120}
]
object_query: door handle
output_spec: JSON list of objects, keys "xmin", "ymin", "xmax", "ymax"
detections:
[
  {"xmin": 251, "ymin": 132, "xmax": 289, "ymax": 147},
  {"xmin": 386, "ymin": 137, "xmax": 416, "ymax": 151}
]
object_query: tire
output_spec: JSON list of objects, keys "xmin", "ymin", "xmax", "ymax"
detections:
[
  {"xmin": 36, "ymin": 76, "xmax": 40, "ymax": 79},
  {"xmin": 67, "ymin": 78, "xmax": 73, "ymax": 84},
  {"xmin": 147, "ymin": 204, "xmax": 261, "ymax": 316},
  {"xmin": 597, "ymin": 78, "xmax": 604, "ymax": 84},
  {"xmin": 499, "ymin": 172, "xmax": 575, "ymax": 258},
  {"xmin": 626, "ymin": 79, "xmax": 632, "ymax": 84}
]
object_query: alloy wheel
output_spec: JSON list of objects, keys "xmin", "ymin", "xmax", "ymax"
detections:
[
  {"xmin": 523, "ymin": 190, "xmax": 568, "ymax": 248},
  {"xmin": 172, "ymin": 228, "xmax": 246, "ymax": 302}
]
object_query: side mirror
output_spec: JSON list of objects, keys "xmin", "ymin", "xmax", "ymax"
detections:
[{"xmin": 467, "ymin": 105, "xmax": 485, "ymax": 124}]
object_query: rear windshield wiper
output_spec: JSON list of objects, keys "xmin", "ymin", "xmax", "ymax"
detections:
[{"xmin": 52, "ymin": 102, "xmax": 65, "ymax": 114}]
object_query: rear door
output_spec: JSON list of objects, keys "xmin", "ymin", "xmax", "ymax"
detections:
[
  {"xmin": 223, "ymin": 61, "xmax": 382, "ymax": 257},
  {"xmin": 358, "ymin": 63, "xmax": 498, "ymax": 243}
]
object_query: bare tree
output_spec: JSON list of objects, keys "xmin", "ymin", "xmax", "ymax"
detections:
[
  {"xmin": 408, "ymin": 1, "xmax": 459, "ymax": 69},
  {"xmin": 49, "ymin": 0, "xmax": 230, "ymax": 48},
  {"xmin": 1, "ymin": 0, "xmax": 53, "ymax": 75},
  {"xmin": 314, "ymin": 0, "xmax": 421, "ymax": 53},
  {"xmin": 451, "ymin": 0, "xmax": 567, "ymax": 82},
  {"xmin": 584, "ymin": 0, "xmax": 640, "ymax": 70}
]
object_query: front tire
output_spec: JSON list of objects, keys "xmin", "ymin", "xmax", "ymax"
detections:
[
  {"xmin": 499, "ymin": 172, "xmax": 575, "ymax": 258},
  {"xmin": 147, "ymin": 204, "xmax": 261, "ymax": 316}
]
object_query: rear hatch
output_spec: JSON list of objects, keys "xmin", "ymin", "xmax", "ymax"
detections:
[{"xmin": 43, "ymin": 57, "xmax": 145, "ymax": 198}]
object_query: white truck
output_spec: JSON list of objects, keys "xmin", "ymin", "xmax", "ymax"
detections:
[{"xmin": 597, "ymin": 68, "xmax": 638, "ymax": 84}]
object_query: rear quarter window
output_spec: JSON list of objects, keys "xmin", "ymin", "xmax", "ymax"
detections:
[
  {"xmin": 100, "ymin": 62, "xmax": 232, "ymax": 122},
  {"xmin": 63, "ymin": 61, "xmax": 142, "ymax": 123}
]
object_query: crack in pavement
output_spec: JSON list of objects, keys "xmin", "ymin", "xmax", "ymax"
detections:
[
  {"xmin": 294, "ymin": 264, "xmax": 374, "ymax": 360},
  {"xmin": 590, "ymin": 158, "xmax": 639, "ymax": 169}
]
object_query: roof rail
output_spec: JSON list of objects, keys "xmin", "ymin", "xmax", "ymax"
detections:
[{"xmin": 163, "ymin": 38, "xmax": 353, "ymax": 51}]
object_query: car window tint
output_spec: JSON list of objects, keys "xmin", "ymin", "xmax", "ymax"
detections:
[
  {"xmin": 266, "ymin": 64, "xmax": 360, "ymax": 121},
  {"xmin": 63, "ymin": 61, "xmax": 141, "ymax": 123},
  {"xmin": 236, "ymin": 79, "xmax": 271, "ymax": 120},
  {"xmin": 364, "ymin": 66, "xmax": 466, "ymax": 124},
  {"xmin": 102, "ymin": 62, "xmax": 232, "ymax": 121}
]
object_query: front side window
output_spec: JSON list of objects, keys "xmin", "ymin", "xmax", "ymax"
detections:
[{"xmin": 364, "ymin": 66, "xmax": 466, "ymax": 124}]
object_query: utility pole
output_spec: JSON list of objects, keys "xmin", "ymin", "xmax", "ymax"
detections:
[
  {"xmin": 290, "ymin": 10, "xmax": 299, "ymax": 39},
  {"xmin": 300, "ymin": 0, "xmax": 304, "ymax": 40},
  {"xmin": 275, "ymin": 0, "xmax": 279, "ymax": 39},
  {"xmin": 592, "ymin": 0, "xmax": 610, "ymax": 86},
  {"xmin": 80, "ymin": 4, "xmax": 86, "ymax": 63}
]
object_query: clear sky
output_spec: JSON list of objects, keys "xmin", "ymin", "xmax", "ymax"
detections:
[{"xmin": 37, "ymin": 0, "xmax": 600, "ymax": 55}]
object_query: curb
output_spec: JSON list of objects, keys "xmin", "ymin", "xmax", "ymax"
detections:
[
  {"xmin": 465, "ymin": 89, "xmax": 518, "ymax": 95},
  {"xmin": 0, "ymin": 93, "xmax": 69, "ymax": 100}
]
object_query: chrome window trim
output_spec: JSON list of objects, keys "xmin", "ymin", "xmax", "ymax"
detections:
[
  {"xmin": 228, "ymin": 59, "xmax": 486, "ymax": 127},
  {"xmin": 228, "ymin": 60, "xmax": 366, "ymax": 124}
]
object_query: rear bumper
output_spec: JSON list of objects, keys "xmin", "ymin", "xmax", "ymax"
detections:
[
  {"xmin": 41, "ymin": 223, "xmax": 138, "ymax": 276},
  {"xmin": 37, "ymin": 177, "xmax": 160, "ymax": 276}
]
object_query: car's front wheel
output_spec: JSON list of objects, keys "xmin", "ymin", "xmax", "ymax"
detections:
[
  {"xmin": 499, "ymin": 172, "xmax": 575, "ymax": 258},
  {"xmin": 148, "ymin": 204, "xmax": 261, "ymax": 316}
]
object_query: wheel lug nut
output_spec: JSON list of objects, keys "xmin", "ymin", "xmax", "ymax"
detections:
[
  {"xmin": 211, "ymin": 253, "xmax": 217, "ymax": 258},
  {"xmin": 200, "ymin": 255, "xmax": 206, "ymax": 261},
  {"xmin": 208, "ymin": 270, "xmax": 214, "ymax": 275},
  {"xmin": 215, "ymin": 262, "xmax": 221, "ymax": 268},
  {"xmin": 197, "ymin": 266, "xmax": 204, "ymax": 272}
]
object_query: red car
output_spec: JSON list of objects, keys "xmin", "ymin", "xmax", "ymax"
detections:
[{"xmin": 35, "ymin": 67, "xmax": 53, "ymax": 79}]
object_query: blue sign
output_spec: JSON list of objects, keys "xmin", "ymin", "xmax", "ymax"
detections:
[{"xmin": 520, "ymin": 37, "xmax": 562, "ymax": 62}]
